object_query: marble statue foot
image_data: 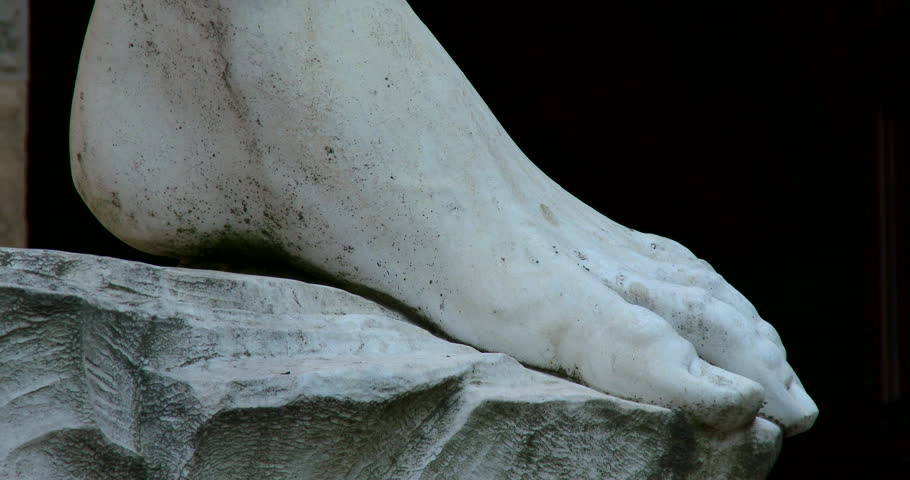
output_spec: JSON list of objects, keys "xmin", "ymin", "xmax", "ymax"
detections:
[{"xmin": 71, "ymin": 0, "xmax": 817, "ymax": 436}]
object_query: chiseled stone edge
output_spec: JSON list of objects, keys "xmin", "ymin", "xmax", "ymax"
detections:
[{"xmin": 0, "ymin": 248, "xmax": 781, "ymax": 479}]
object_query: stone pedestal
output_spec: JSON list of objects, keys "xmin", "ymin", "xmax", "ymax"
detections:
[{"xmin": 0, "ymin": 248, "xmax": 782, "ymax": 479}]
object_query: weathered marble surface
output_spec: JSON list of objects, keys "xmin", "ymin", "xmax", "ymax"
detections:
[
  {"xmin": 0, "ymin": 247, "xmax": 781, "ymax": 479},
  {"xmin": 71, "ymin": 0, "xmax": 816, "ymax": 437}
]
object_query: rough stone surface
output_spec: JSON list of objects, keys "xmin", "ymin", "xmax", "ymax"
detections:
[
  {"xmin": 71, "ymin": 0, "xmax": 817, "ymax": 436},
  {"xmin": 0, "ymin": 247, "xmax": 781, "ymax": 479}
]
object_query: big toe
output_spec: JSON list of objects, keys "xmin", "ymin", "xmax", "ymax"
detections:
[
  {"xmin": 616, "ymin": 279, "xmax": 818, "ymax": 436},
  {"xmin": 760, "ymin": 372, "xmax": 819, "ymax": 436},
  {"xmin": 572, "ymin": 305, "xmax": 765, "ymax": 431}
]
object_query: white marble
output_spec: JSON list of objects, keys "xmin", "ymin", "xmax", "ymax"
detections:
[
  {"xmin": 0, "ymin": 247, "xmax": 782, "ymax": 479},
  {"xmin": 71, "ymin": 0, "xmax": 816, "ymax": 437}
]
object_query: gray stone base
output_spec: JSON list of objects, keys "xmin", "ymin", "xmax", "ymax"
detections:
[{"xmin": 0, "ymin": 248, "xmax": 781, "ymax": 479}]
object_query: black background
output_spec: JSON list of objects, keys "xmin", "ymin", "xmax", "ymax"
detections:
[{"xmin": 28, "ymin": 1, "xmax": 907, "ymax": 477}]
